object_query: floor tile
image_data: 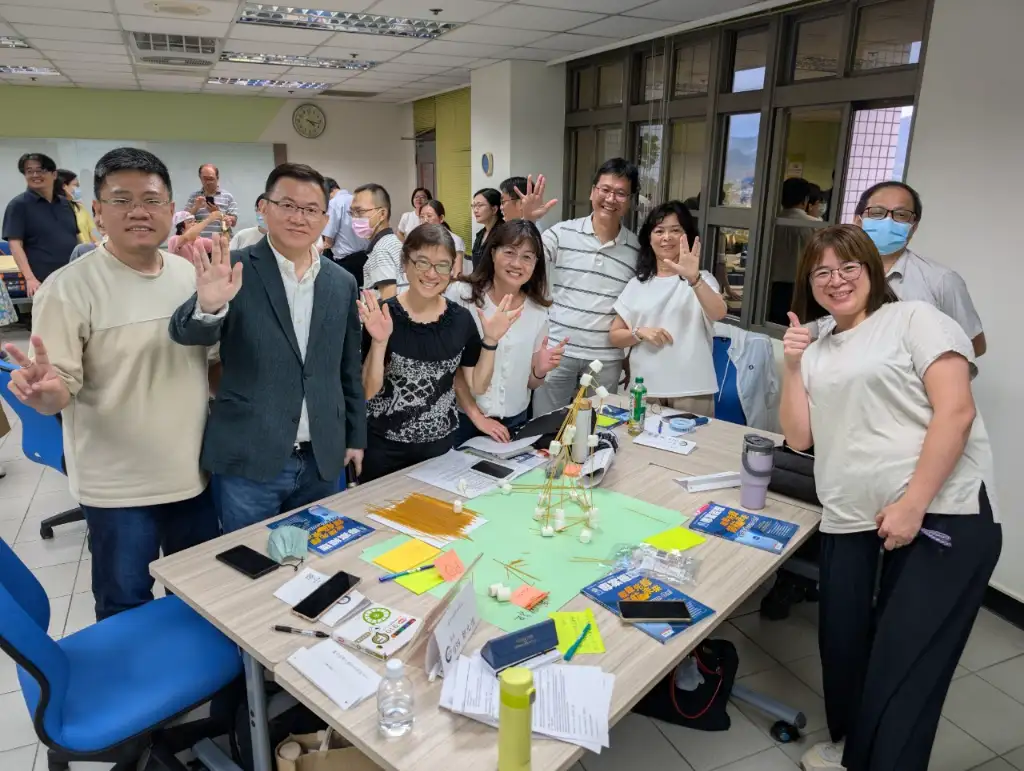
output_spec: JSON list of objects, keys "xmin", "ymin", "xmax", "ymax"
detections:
[
  {"xmin": 0, "ymin": 519, "xmax": 20, "ymax": 541},
  {"xmin": 714, "ymin": 622, "xmax": 778, "ymax": 679},
  {"xmin": 0, "ymin": 432, "xmax": 26, "ymax": 462},
  {"xmin": 0, "ymin": 690, "xmax": 36, "ymax": 752},
  {"xmin": 968, "ymin": 759, "xmax": 1016, "ymax": 771},
  {"xmin": 581, "ymin": 713, "xmax": 692, "ymax": 771},
  {"xmin": 714, "ymin": 747, "xmax": 798, "ymax": 770},
  {"xmin": 0, "ymin": 743, "xmax": 37, "ymax": 771},
  {"xmin": 34, "ymin": 468, "xmax": 70, "ymax": 495},
  {"xmin": 791, "ymin": 599, "xmax": 819, "ymax": 628},
  {"xmin": 12, "ymin": 532, "xmax": 86, "ymax": 570},
  {"xmin": 0, "ymin": 652, "xmax": 21, "ymax": 695},
  {"xmin": 728, "ymin": 581, "xmax": 771, "ymax": 620},
  {"xmin": 978, "ymin": 655, "xmax": 1024, "ymax": 706},
  {"xmin": 655, "ymin": 704, "xmax": 774, "ymax": 771},
  {"xmin": 73, "ymin": 559, "xmax": 91, "ymax": 595},
  {"xmin": 63, "ymin": 593, "xmax": 96, "ymax": 637},
  {"xmin": 0, "ymin": 459, "xmax": 44, "ymax": 498},
  {"xmin": 953, "ymin": 665, "xmax": 969, "ymax": 680},
  {"xmin": 785, "ymin": 653, "xmax": 824, "ymax": 697},
  {"xmin": 28, "ymin": 562, "xmax": 78, "ymax": 598},
  {"xmin": 730, "ymin": 614, "xmax": 819, "ymax": 664},
  {"xmin": 47, "ymin": 595, "xmax": 71, "ymax": 639},
  {"xmin": 942, "ymin": 675, "xmax": 1024, "ymax": 755},
  {"xmin": 0, "ymin": 495, "xmax": 31, "ymax": 522},
  {"xmin": 1004, "ymin": 743, "xmax": 1024, "ymax": 769},
  {"xmin": 25, "ymin": 488, "xmax": 79, "ymax": 521},
  {"xmin": 927, "ymin": 717, "xmax": 995, "ymax": 771},
  {"xmin": 16, "ymin": 510, "xmax": 87, "ymax": 544},
  {"xmin": 733, "ymin": 666, "xmax": 828, "ymax": 736},
  {"xmin": 776, "ymin": 727, "xmax": 830, "ymax": 767},
  {"xmin": 960, "ymin": 610, "xmax": 1024, "ymax": 672}
]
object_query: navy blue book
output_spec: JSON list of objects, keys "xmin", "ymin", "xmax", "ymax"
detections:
[
  {"xmin": 267, "ymin": 505, "xmax": 374, "ymax": 556},
  {"xmin": 581, "ymin": 569, "xmax": 715, "ymax": 644},
  {"xmin": 689, "ymin": 502, "xmax": 798, "ymax": 555}
]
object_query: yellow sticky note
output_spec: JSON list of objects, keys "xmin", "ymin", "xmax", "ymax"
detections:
[
  {"xmin": 644, "ymin": 526, "xmax": 706, "ymax": 553},
  {"xmin": 550, "ymin": 609, "xmax": 605, "ymax": 655},
  {"xmin": 396, "ymin": 568, "xmax": 444, "ymax": 595},
  {"xmin": 373, "ymin": 539, "xmax": 441, "ymax": 573}
]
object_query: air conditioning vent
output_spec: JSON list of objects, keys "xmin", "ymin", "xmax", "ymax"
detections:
[
  {"xmin": 320, "ymin": 88, "xmax": 379, "ymax": 98},
  {"xmin": 138, "ymin": 55, "xmax": 212, "ymax": 67},
  {"xmin": 126, "ymin": 32, "xmax": 221, "ymax": 68}
]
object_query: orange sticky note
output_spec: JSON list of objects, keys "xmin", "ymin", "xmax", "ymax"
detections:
[
  {"xmin": 510, "ymin": 585, "xmax": 549, "ymax": 610},
  {"xmin": 434, "ymin": 550, "xmax": 465, "ymax": 583}
]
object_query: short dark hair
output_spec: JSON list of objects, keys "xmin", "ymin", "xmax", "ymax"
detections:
[
  {"xmin": 411, "ymin": 187, "xmax": 432, "ymax": 207},
  {"xmin": 402, "ymin": 222, "xmax": 456, "ymax": 263},
  {"xmin": 499, "ymin": 177, "xmax": 527, "ymax": 201},
  {"xmin": 198, "ymin": 163, "xmax": 219, "ymax": 177},
  {"xmin": 592, "ymin": 158, "xmax": 639, "ymax": 195},
  {"xmin": 18, "ymin": 153, "xmax": 57, "ymax": 174},
  {"xmin": 636, "ymin": 201, "xmax": 699, "ymax": 282},
  {"xmin": 807, "ymin": 182, "xmax": 824, "ymax": 206},
  {"xmin": 458, "ymin": 220, "xmax": 550, "ymax": 309},
  {"xmin": 94, "ymin": 147, "xmax": 172, "ymax": 198},
  {"xmin": 324, "ymin": 177, "xmax": 340, "ymax": 193},
  {"xmin": 265, "ymin": 163, "xmax": 329, "ymax": 207},
  {"xmin": 781, "ymin": 177, "xmax": 812, "ymax": 209},
  {"xmin": 422, "ymin": 200, "xmax": 453, "ymax": 232},
  {"xmin": 855, "ymin": 181, "xmax": 923, "ymax": 221},
  {"xmin": 354, "ymin": 183, "xmax": 391, "ymax": 219},
  {"xmin": 254, "ymin": 193, "xmax": 267, "ymax": 208}
]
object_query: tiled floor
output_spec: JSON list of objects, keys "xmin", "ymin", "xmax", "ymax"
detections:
[{"xmin": 2, "ymin": 327, "xmax": 1024, "ymax": 770}]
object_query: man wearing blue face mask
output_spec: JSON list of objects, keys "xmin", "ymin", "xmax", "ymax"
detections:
[
  {"xmin": 853, "ymin": 181, "xmax": 985, "ymax": 356},
  {"xmin": 229, "ymin": 193, "xmax": 270, "ymax": 251}
]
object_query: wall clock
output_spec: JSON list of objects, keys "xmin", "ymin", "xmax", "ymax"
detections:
[{"xmin": 292, "ymin": 103, "xmax": 326, "ymax": 139}]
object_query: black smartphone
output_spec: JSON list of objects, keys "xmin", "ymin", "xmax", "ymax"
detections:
[
  {"xmin": 216, "ymin": 545, "xmax": 280, "ymax": 579},
  {"xmin": 292, "ymin": 571, "xmax": 361, "ymax": 622},
  {"xmin": 471, "ymin": 459, "xmax": 513, "ymax": 479},
  {"xmin": 618, "ymin": 600, "xmax": 693, "ymax": 624},
  {"xmin": 205, "ymin": 195, "xmax": 216, "ymax": 206}
]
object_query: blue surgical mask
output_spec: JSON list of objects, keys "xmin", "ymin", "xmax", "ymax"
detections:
[
  {"xmin": 861, "ymin": 217, "xmax": 912, "ymax": 256},
  {"xmin": 256, "ymin": 213, "xmax": 266, "ymax": 229},
  {"xmin": 70, "ymin": 188, "xmax": 82, "ymax": 202}
]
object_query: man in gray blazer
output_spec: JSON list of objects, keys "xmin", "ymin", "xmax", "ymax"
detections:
[{"xmin": 169, "ymin": 163, "xmax": 366, "ymax": 532}]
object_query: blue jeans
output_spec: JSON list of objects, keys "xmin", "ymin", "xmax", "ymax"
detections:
[
  {"xmin": 216, "ymin": 446, "xmax": 340, "ymax": 533},
  {"xmin": 82, "ymin": 487, "xmax": 219, "ymax": 621}
]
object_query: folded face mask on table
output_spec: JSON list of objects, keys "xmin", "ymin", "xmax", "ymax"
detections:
[{"xmin": 267, "ymin": 525, "xmax": 309, "ymax": 569}]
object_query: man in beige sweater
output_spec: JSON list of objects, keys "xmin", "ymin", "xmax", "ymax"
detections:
[{"xmin": 4, "ymin": 147, "xmax": 218, "ymax": 621}]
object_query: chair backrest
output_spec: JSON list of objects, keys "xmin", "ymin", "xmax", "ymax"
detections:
[
  {"xmin": 712, "ymin": 336, "xmax": 747, "ymax": 427},
  {"xmin": 0, "ymin": 538, "xmax": 71, "ymax": 747},
  {"xmin": 0, "ymin": 361, "xmax": 66, "ymax": 474}
]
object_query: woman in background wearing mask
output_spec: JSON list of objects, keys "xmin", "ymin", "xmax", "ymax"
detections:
[
  {"xmin": 853, "ymin": 182, "xmax": 986, "ymax": 356},
  {"xmin": 56, "ymin": 169, "xmax": 100, "ymax": 245},
  {"xmin": 419, "ymin": 199, "xmax": 467, "ymax": 275},
  {"xmin": 397, "ymin": 187, "xmax": 431, "ymax": 242},
  {"xmin": 229, "ymin": 194, "xmax": 269, "ymax": 250}
]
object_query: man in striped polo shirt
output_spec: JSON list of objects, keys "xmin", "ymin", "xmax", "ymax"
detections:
[
  {"xmin": 186, "ymin": 163, "xmax": 238, "ymax": 238},
  {"xmin": 531, "ymin": 158, "xmax": 640, "ymax": 415}
]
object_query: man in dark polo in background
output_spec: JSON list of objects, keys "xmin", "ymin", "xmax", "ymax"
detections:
[{"xmin": 2, "ymin": 153, "xmax": 79, "ymax": 297}]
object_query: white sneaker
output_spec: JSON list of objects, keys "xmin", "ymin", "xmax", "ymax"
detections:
[{"xmin": 801, "ymin": 740, "xmax": 846, "ymax": 770}]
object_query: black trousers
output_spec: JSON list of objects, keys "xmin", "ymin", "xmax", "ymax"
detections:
[
  {"xmin": 359, "ymin": 433, "xmax": 454, "ymax": 483},
  {"xmin": 819, "ymin": 487, "xmax": 1001, "ymax": 771}
]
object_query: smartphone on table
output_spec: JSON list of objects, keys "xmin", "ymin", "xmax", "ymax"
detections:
[
  {"xmin": 216, "ymin": 545, "xmax": 280, "ymax": 579},
  {"xmin": 618, "ymin": 600, "xmax": 693, "ymax": 624},
  {"xmin": 292, "ymin": 571, "xmax": 361, "ymax": 622},
  {"xmin": 471, "ymin": 459, "xmax": 513, "ymax": 479}
]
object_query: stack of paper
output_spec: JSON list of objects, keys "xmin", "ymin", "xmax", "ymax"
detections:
[
  {"xmin": 406, "ymin": 449, "xmax": 548, "ymax": 500},
  {"xmin": 287, "ymin": 640, "xmax": 381, "ymax": 710},
  {"xmin": 439, "ymin": 653, "xmax": 614, "ymax": 753},
  {"xmin": 458, "ymin": 434, "xmax": 541, "ymax": 460},
  {"xmin": 633, "ymin": 415, "xmax": 697, "ymax": 456}
]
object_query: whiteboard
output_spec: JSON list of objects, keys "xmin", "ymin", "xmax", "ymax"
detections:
[{"xmin": 0, "ymin": 139, "xmax": 275, "ymax": 231}]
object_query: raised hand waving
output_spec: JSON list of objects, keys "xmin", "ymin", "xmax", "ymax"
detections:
[{"xmin": 194, "ymin": 234, "xmax": 242, "ymax": 314}]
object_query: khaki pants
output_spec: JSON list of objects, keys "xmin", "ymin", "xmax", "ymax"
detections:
[{"xmin": 647, "ymin": 394, "xmax": 715, "ymax": 418}]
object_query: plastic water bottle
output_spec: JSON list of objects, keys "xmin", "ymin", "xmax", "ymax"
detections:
[
  {"xmin": 377, "ymin": 658, "xmax": 415, "ymax": 738},
  {"xmin": 627, "ymin": 377, "xmax": 647, "ymax": 437}
]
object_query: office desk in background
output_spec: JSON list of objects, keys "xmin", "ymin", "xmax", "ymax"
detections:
[{"xmin": 151, "ymin": 413, "xmax": 821, "ymax": 771}]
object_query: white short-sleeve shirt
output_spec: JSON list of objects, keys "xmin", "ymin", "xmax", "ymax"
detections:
[
  {"xmin": 445, "ymin": 283, "xmax": 549, "ymax": 418},
  {"xmin": 398, "ymin": 211, "xmax": 420, "ymax": 237},
  {"xmin": 801, "ymin": 301, "xmax": 997, "ymax": 534},
  {"xmin": 613, "ymin": 271, "xmax": 720, "ymax": 398}
]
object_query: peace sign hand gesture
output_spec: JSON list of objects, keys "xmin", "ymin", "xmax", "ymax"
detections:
[
  {"xmin": 357, "ymin": 289, "xmax": 393, "ymax": 343},
  {"xmin": 515, "ymin": 175, "xmax": 559, "ymax": 222},
  {"xmin": 4, "ymin": 335, "xmax": 69, "ymax": 415},
  {"xmin": 194, "ymin": 234, "xmax": 242, "ymax": 314},
  {"xmin": 478, "ymin": 294, "xmax": 523, "ymax": 345},
  {"xmin": 659, "ymin": 236, "xmax": 701, "ymax": 284}
]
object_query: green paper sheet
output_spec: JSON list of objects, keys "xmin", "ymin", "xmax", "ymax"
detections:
[
  {"xmin": 643, "ymin": 525, "xmax": 706, "ymax": 552},
  {"xmin": 550, "ymin": 609, "xmax": 605, "ymax": 654}
]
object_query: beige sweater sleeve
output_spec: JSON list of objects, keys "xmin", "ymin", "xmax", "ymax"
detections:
[{"xmin": 29, "ymin": 278, "xmax": 91, "ymax": 397}]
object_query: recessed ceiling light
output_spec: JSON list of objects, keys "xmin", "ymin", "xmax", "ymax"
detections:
[
  {"xmin": 0, "ymin": 37, "xmax": 31, "ymax": 49},
  {"xmin": 238, "ymin": 4, "xmax": 460, "ymax": 39},
  {"xmin": 144, "ymin": 1, "xmax": 211, "ymax": 16},
  {"xmin": 1, "ymin": 65, "xmax": 60, "ymax": 75},
  {"xmin": 208, "ymin": 76, "xmax": 331, "ymax": 89},
  {"xmin": 221, "ymin": 51, "xmax": 376, "ymax": 71}
]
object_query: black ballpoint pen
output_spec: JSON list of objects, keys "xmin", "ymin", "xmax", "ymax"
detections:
[{"xmin": 272, "ymin": 625, "xmax": 329, "ymax": 638}]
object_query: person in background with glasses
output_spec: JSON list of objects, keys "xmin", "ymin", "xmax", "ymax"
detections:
[
  {"xmin": 470, "ymin": 188, "xmax": 503, "ymax": 268},
  {"xmin": 397, "ymin": 187, "xmax": 432, "ymax": 242},
  {"xmin": 2, "ymin": 152, "xmax": 79, "ymax": 296},
  {"xmin": 353, "ymin": 182, "xmax": 404, "ymax": 298},
  {"xmin": 169, "ymin": 163, "xmax": 366, "ymax": 533},
  {"xmin": 524, "ymin": 159, "xmax": 641, "ymax": 415},
  {"xmin": 419, "ymin": 199, "xmax": 467, "ymax": 275},
  {"xmin": 5, "ymin": 147, "xmax": 219, "ymax": 620},
  {"xmin": 498, "ymin": 176, "xmax": 528, "ymax": 221},
  {"xmin": 447, "ymin": 220, "xmax": 566, "ymax": 445},
  {"xmin": 781, "ymin": 225, "xmax": 999, "ymax": 771},
  {"xmin": 358, "ymin": 223, "xmax": 520, "ymax": 482}
]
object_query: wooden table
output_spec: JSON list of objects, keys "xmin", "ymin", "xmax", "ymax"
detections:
[{"xmin": 152, "ymin": 414, "xmax": 821, "ymax": 771}]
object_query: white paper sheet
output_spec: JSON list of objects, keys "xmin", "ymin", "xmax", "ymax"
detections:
[
  {"xmin": 458, "ymin": 434, "xmax": 541, "ymax": 459},
  {"xmin": 273, "ymin": 568, "xmax": 328, "ymax": 606},
  {"xmin": 633, "ymin": 429, "xmax": 697, "ymax": 456},
  {"xmin": 406, "ymin": 449, "xmax": 548, "ymax": 501},
  {"xmin": 320, "ymin": 590, "xmax": 370, "ymax": 627},
  {"xmin": 287, "ymin": 640, "xmax": 381, "ymax": 711}
]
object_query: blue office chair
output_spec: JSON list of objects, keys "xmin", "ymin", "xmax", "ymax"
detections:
[
  {"xmin": 0, "ymin": 361, "xmax": 85, "ymax": 539},
  {"xmin": 712, "ymin": 336, "xmax": 747, "ymax": 427},
  {"xmin": 0, "ymin": 538, "xmax": 243, "ymax": 771}
]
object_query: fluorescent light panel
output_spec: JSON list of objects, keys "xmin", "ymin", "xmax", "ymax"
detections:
[
  {"xmin": 1, "ymin": 65, "xmax": 60, "ymax": 75},
  {"xmin": 221, "ymin": 51, "xmax": 376, "ymax": 71},
  {"xmin": 238, "ymin": 4, "xmax": 460, "ymax": 40},
  {"xmin": 0, "ymin": 37, "xmax": 30, "ymax": 49},
  {"xmin": 207, "ymin": 77, "xmax": 331, "ymax": 89}
]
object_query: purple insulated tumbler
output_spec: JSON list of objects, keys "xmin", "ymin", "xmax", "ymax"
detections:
[{"xmin": 740, "ymin": 434, "xmax": 775, "ymax": 510}]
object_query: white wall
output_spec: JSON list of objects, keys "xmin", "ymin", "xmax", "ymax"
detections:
[
  {"xmin": 907, "ymin": 0, "xmax": 1024, "ymax": 600},
  {"xmin": 471, "ymin": 61, "xmax": 513, "ymax": 211}
]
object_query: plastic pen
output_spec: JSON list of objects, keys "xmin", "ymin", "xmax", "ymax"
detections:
[
  {"xmin": 379, "ymin": 564, "xmax": 436, "ymax": 583},
  {"xmin": 272, "ymin": 625, "xmax": 328, "ymax": 638},
  {"xmin": 563, "ymin": 623, "xmax": 592, "ymax": 661}
]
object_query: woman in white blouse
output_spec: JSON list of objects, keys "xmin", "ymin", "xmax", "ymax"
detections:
[
  {"xmin": 781, "ymin": 225, "xmax": 1001, "ymax": 771},
  {"xmin": 447, "ymin": 220, "xmax": 566, "ymax": 444},
  {"xmin": 420, "ymin": 199, "xmax": 468, "ymax": 277},
  {"xmin": 609, "ymin": 201, "xmax": 727, "ymax": 416},
  {"xmin": 397, "ymin": 187, "xmax": 431, "ymax": 241}
]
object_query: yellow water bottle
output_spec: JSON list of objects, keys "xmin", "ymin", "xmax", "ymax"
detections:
[{"xmin": 498, "ymin": 667, "xmax": 534, "ymax": 771}]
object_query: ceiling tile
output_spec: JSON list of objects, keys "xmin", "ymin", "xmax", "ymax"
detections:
[
  {"xmin": 1, "ymin": 0, "xmax": 112, "ymax": 9},
  {"xmin": 463, "ymin": 57, "xmax": 500, "ymax": 69},
  {"xmin": 299, "ymin": 47, "xmax": 400, "ymax": 62},
  {"xmin": 363, "ymin": 0, "xmax": 503, "ymax": 24},
  {"xmin": 389, "ymin": 51, "xmax": 477, "ymax": 67},
  {"xmin": 419, "ymin": 73, "xmax": 469, "ymax": 85},
  {"xmin": 118, "ymin": 15, "xmax": 231, "ymax": 37},
  {"xmin": 228, "ymin": 24, "xmax": 334, "ymax": 45},
  {"xmin": 434, "ymin": 24, "xmax": 550, "ymax": 47},
  {"xmin": 31, "ymin": 41, "xmax": 128, "ymax": 55},
  {"xmin": 4, "ymin": 73, "xmax": 71, "ymax": 83},
  {"xmin": 503, "ymin": 47, "xmax": 557, "ymax": 61},
  {"xmin": 74, "ymin": 77, "xmax": 139, "ymax": 85},
  {"xmin": 328, "ymin": 80, "xmax": 380, "ymax": 92},
  {"xmin": 63, "ymin": 63, "xmax": 136, "ymax": 74},
  {"xmin": 279, "ymin": 66, "xmax": 356, "ymax": 78},
  {"xmin": 524, "ymin": 0, "xmax": 650, "ymax": 11},
  {"xmin": 0, "ymin": 50, "xmax": 48, "ymax": 62},
  {"xmin": 113, "ymin": 0, "xmax": 239, "ymax": 22},
  {"xmin": 0, "ymin": 21, "xmax": 15, "ymax": 36},
  {"xmin": 472, "ymin": 4, "xmax": 606, "ymax": 31},
  {"xmin": 571, "ymin": 15, "xmax": 668, "ymax": 37},
  {"xmin": 223, "ymin": 39, "xmax": 319, "ymax": 56},
  {"xmin": 413, "ymin": 40, "xmax": 510, "ymax": 58},
  {"xmin": 211, "ymin": 63, "xmax": 292, "ymax": 76},
  {"xmin": 368, "ymin": 60, "xmax": 449, "ymax": 74},
  {"xmin": 9, "ymin": 25, "xmax": 123, "ymax": 44},
  {"xmin": 625, "ymin": 0, "xmax": 757, "ymax": 21},
  {"xmin": 352, "ymin": 69, "xmax": 417, "ymax": 82},
  {"xmin": 528, "ymin": 32, "xmax": 618, "ymax": 52},
  {"xmin": 0, "ymin": 7, "xmax": 118, "ymax": 30},
  {"xmin": 49, "ymin": 52, "xmax": 131, "ymax": 64},
  {"xmin": 317, "ymin": 34, "xmax": 425, "ymax": 53},
  {"xmin": 77, "ymin": 84, "xmax": 142, "ymax": 91},
  {"xmin": 272, "ymin": 0, "xmax": 376, "ymax": 9}
]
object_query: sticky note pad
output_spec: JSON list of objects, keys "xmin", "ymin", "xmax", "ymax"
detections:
[
  {"xmin": 510, "ymin": 585, "xmax": 549, "ymax": 610},
  {"xmin": 373, "ymin": 539, "xmax": 440, "ymax": 573},
  {"xmin": 396, "ymin": 569, "xmax": 444, "ymax": 595},
  {"xmin": 434, "ymin": 550, "xmax": 466, "ymax": 583},
  {"xmin": 644, "ymin": 526, "xmax": 706, "ymax": 553},
  {"xmin": 550, "ymin": 609, "xmax": 605, "ymax": 655}
]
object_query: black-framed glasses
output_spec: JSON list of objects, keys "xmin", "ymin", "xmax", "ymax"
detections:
[
  {"xmin": 811, "ymin": 261, "xmax": 864, "ymax": 286},
  {"xmin": 99, "ymin": 197, "xmax": 171, "ymax": 212},
  {"xmin": 22, "ymin": 167, "xmax": 51, "ymax": 178},
  {"xmin": 593, "ymin": 185, "xmax": 630, "ymax": 202},
  {"xmin": 861, "ymin": 206, "xmax": 917, "ymax": 224},
  {"xmin": 410, "ymin": 257, "xmax": 453, "ymax": 276},
  {"xmin": 267, "ymin": 198, "xmax": 325, "ymax": 220},
  {"xmin": 350, "ymin": 205, "xmax": 381, "ymax": 218}
]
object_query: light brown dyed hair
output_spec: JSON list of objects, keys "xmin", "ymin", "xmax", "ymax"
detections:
[{"xmin": 790, "ymin": 224, "xmax": 898, "ymax": 323}]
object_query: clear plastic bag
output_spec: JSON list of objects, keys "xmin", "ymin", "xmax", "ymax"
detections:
[{"xmin": 605, "ymin": 543, "xmax": 702, "ymax": 588}]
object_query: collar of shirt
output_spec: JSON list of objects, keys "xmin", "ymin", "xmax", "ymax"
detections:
[
  {"xmin": 267, "ymin": 236, "xmax": 321, "ymax": 284},
  {"xmin": 886, "ymin": 249, "xmax": 913, "ymax": 280},
  {"xmin": 582, "ymin": 213, "xmax": 629, "ymax": 247},
  {"xmin": 26, "ymin": 189, "xmax": 59, "ymax": 204}
]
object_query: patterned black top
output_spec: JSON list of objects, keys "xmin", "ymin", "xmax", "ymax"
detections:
[{"xmin": 363, "ymin": 297, "xmax": 482, "ymax": 443}]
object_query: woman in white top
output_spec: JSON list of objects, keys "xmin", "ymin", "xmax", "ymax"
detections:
[
  {"xmin": 781, "ymin": 225, "xmax": 1001, "ymax": 771},
  {"xmin": 420, "ymin": 199, "xmax": 468, "ymax": 276},
  {"xmin": 397, "ymin": 187, "xmax": 431, "ymax": 241},
  {"xmin": 447, "ymin": 220, "xmax": 566, "ymax": 444},
  {"xmin": 609, "ymin": 201, "xmax": 727, "ymax": 416}
]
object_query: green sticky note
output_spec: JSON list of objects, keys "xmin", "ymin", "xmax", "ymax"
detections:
[
  {"xmin": 643, "ymin": 526, "xmax": 706, "ymax": 552},
  {"xmin": 396, "ymin": 565, "xmax": 444, "ymax": 594},
  {"xmin": 550, "ymin": 609, "xmax": 604, "ymax": 654}
]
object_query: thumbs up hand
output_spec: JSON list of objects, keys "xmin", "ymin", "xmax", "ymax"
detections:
[{"xmin": 783, "ymin": 312, "xmax": 812, "ymax": 371}]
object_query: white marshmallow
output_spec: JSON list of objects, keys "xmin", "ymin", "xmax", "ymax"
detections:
[
  {"xmin": 488, "ymin": 583, "xmax": 503, "ymax": 597},
  {"xmin": 595, "ymin": 386, "xmax": 610, "ymax": 399},
  {"xmin": 588, "ymin": 507, "xmax": 599, "ymax": 525},
  {"xmin": 569, "ymin": 489, "xmax": 578, "ymax": 501},
  {"xmin": 563, "ymin": 425, "xmax": 576, "ymax": 442},
  {"xmin": 457, "ymin": 478, "xmax": 469, "ymax": 494},
  {"xmin": 589, "ymin": 360, "xmax": 604, "ymax": 374},
  {"xmin": 533, "ymin": 507, "xmax": 545, "ymax": 521},
  {"xmin": 587, "ymin": 433, "xmax": 599, "ymax": 447},
  {"xmin": 500, "ymin": 483, "xmax": 512, "ymax": 495},
  {"xmin": 496, "ymin": 587, "xmax": 512, "ymax": 602},
  {"xmin": 541, "ymin": 526, "xmax": 555, "ymax": 537},
  {"xmin": 549, "ymin": 440, "xmax": 562, "ymax": 455},
  {"xmin": 453, "ymin": 499, "xmax": 463, "ymax": 513},
  {"xmin": 579, "ymin": 528, "xmax": 593, "ymax": 544},
  {"xmin": 579, "ymin": 373, "xmax": 593, "ymax": 387},
  {"xmin": 537, "ymin": 492, "xmax": 548, "ymax": 504}
]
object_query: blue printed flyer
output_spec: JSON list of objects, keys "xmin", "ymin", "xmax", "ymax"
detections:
[
  {"xmin": 689, "ymin": 502, "xmax": 798, "ymax": 554},
  {"xmin": 267, "ymin": 505, "xmax": 374, "ymax": 556},
  {"xmin": 581, "ymin": 569, "xmax": 715, "ymax": 644}
]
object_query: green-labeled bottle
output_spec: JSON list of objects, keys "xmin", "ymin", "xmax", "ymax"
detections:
[{"xmin": 627, "ymin": 376, "xmax": 647, "ymax": 436}]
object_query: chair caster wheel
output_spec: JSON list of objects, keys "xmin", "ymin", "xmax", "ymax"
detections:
[
  {"xmin": 771, "ymin": 720, "xmax": 800, "ymax": 743},
  {"xmin": 39, "ymin": 525, "xmax": 54, "ymax": 539}
]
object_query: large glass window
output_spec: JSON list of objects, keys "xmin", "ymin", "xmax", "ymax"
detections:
[
  {"xmin": 853, "ymin": 0, "xmax": 926, "ymax": 72},
  {"xmin": 667, "ymin": 120, "xmax": 706, "ymax": 206},
  {"xmin": 674, "ymin": 40, "xmax": 711, "ymax": 96},
  {"xmin": 598, "ymin": 126, "xmax": 623, "ymax": 163},
  {"xmin": 839, "ymin": 105, "xmax": 914, "ymax": 222},
  {"xmin": 635, "ymin": 123, "xmax": 663, "ymax": 224},
  {"xmin": 792, "ymin": 15, "xmax": 844, "ymax": 81},
  {"xmin": 731, "ymin": 29, "xmax": 768, "ymax": 91},
  {"xmin": 571, "ymin": 129, "xmax": 597, "ymax": 204},
  {"xmin": 598, "ymin": 63, "xmax": 624, "ymax": 106},
  {"xmin": 720, "ymin": 113, "xmax": 761, "ymax": 207},
  {"xmin": 714, "ymin": 227, "xmax": 750, "ymax": 318},
  {"xmin": 643, "ymin": 54, "xmax": 665, "ymax": 102}
]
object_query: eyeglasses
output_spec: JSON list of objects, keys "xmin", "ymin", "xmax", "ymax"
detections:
[
  {"xmin": 496, "ymin": 246, "xmax": 537, "ymax": 265},
  {"xmin": 350, "ymin": 206, "xmax": 381, "ymax": 218},
  {"xmin": 410, "ymin": 257, "xmax": 453, "ymax": 276},
  {"xmin": 861, "ymin": 206, "xmax": 917, "ymax": 224},
  {"xmin": 267, "ymin": 198, "xmax": 325, "ymax": 219},
  {"xmin": 23, "ymin": 167, "xmax": 50, "ymax": 178},
  {"xmin": 471, "ymin": 202, "xmax": 490, "ymax": 210},
  {"xmin": 811, "ymin": 261, "xmax": 864, "ymax": 286},
  {"xmin": 500, "ymin": 198, "xmax": 516, "ymax": 207},
  {"xmin": 99, "ymin": 198, "xmax": 171, "ymax": 213},
  {"xmin": 593, "ymin": 185, "xmax": 630, "ymax": 202}
]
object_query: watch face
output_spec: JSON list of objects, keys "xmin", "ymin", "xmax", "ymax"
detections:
[{"xmin": 293, "ymin": 104, "xmax": 325, "ymax": 138}]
